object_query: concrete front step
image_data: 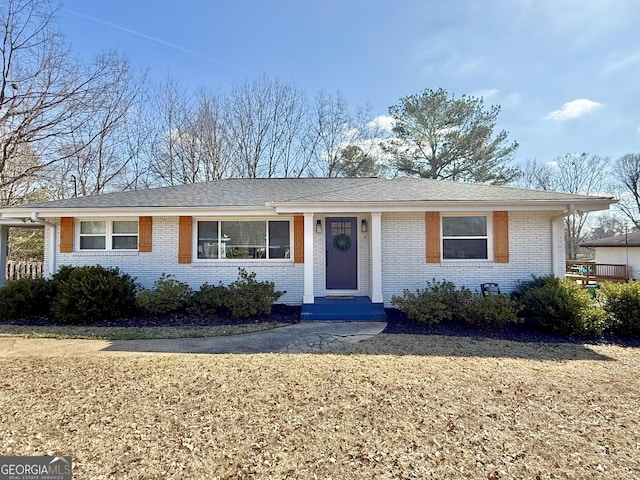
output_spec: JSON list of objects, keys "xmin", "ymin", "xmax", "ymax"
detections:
[{"xmin": 301, "ymin": 296, "xmax": 387, "ymax": 321}]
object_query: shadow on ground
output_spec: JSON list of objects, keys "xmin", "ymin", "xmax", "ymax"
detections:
[{"xmin": 99, "ymin": 321, "xmax": 616, "ymax": 361}]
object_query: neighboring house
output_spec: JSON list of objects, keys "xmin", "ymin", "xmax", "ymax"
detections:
[
  {"xmin": 580, "ymin": 231, "xmax": 640, "ymax": 280},
  {"xmin": 0, "ymin": 178, "xmax": 614, "ymax": 319}
]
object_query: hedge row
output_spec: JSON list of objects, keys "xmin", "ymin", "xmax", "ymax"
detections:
[
  {"xmin": 392, "ymin": 275, "xmax": 640, "ymax": 338},
  {"xmin": 0, "ymin": 266, "xmax": 284, "ymax": 324}
]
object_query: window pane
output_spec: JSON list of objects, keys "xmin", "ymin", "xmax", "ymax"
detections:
[
  {"xmin": 443, "ymin": 239, "xmax": 488, "ymax": 259},
  {"xmin": 268, "ymin": 221, "xmax": 290, "ymax": 259},
  {"xmin": 113, "ymin": 221, "xmax": 138, "ymax": 234},
  {"xmin": 80, "ymin": 236, "xmax": 106, "ymax": 250},
  {"xmin": 222, "ymin": 221, "xmax": 265, "ymax": 259},
  {"xmin": 442, "ymin": 216, "xmax": 486, "ymax": 237},
  {"xmin": 80, "ymin": 221, "xmax": 106, "ymax": 234},
  {"xmin": 197, "ymin": 221, "xmax": 219, "ymax": 259},
  {"xmin": 113, "ymin": 236, "xmax": 138, "ymax": 250}
]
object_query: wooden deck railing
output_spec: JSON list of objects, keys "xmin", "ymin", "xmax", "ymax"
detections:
[{"xmin": 565, "ymin": 261, "xmax": 627, "ymax": 284}]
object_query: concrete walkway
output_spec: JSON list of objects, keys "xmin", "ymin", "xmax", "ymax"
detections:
[{"xmin": 0, "ymin": 321, "xmax": 387, "ymax": 357}]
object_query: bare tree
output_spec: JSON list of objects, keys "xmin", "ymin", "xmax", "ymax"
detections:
[
  {"xmin": 612, "ymin": 153, "xmax": 640, "ymax": 229},
  {"xmin": 0, "ymin": 0, "xmax": 128, "ymax": 201},
  {"xmin": 224, "ymin": 76, "xmax": 308, "ymax": 178},
  {"xmin": 42, "ymin": 53, "xmax": 147, "ymax": 198},
  {"xmin": 146, "ymin": 78, "xmax": 193, "ymax": 185},
  {"xmin": 305, "ymin": 91, "xmax": 379, "ymax": 177},
  {"xmin": 520, "ymin": 153, "xmax": 611, "ymax": 259},
  {"xmin": 147, "ymin": 81, "xmax": 234, "ymax": 185}
]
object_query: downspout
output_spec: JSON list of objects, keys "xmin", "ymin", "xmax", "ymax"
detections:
[
  {"xmin": 551, "ymin": 204, "xmax": 576, "ymax": 278},
  {"xmin": 30, "ymin": 213, "xmax": 56, "ymax": 278}
]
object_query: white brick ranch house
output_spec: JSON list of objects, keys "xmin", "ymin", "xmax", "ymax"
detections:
[{"xmin": 0, "ymin": 177, "xmax": 614, "ymax": 319}]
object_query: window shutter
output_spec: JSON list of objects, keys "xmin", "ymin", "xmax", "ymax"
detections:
[
  {"xmin": 293, "ymin": 215, "xmax": 304, "ymax": 263},
  {"xmin": 60, "ymin": 217, "xmax": 74, "ymax": 253},
  {"xmin": 493, "ymin": 211, "xmax": 509, "ymax": 263},
  {"xmin": 139, "ymin": 216, "xmax": 152, "ymax": 252},
  {"xmin": 425, "ymin": 212, "xmax": 441, "ymax": 263},
  {"xmin": 178, "ymin": 216, "xmax": 192, "ymax": 264}
]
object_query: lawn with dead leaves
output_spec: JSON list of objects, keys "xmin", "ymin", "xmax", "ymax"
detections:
[{"xmin": 1, "ymin": 334, "xmax": 639, "ymax": 479}]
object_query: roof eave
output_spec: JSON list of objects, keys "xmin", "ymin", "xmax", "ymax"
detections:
[
  {"xmin": 268, "ymin": 198, "xmax": 616, "ymax": 214},
  {"xmin": 1, "ymin": 197, "xmax": 616, "ymax": 218}
]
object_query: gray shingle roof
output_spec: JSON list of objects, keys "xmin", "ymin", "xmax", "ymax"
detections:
[
  {"xmin": 9, "ymin": 177, "xmax": 614, "ymax": 210},
  {"xmin": 580, "ymin": 231, "xmax": 640, "ymax": 247}
]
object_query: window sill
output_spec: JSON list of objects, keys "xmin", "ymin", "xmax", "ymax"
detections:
[
  {"xmin": 440, "ymin": 260, "xmax": 495, "ymax": 268},
  {"xmin": 72, "ymin": 250, "xmax": 139, "ymax": 256},
  {"xmin": 192, "ymin": 260, "xmax": 295, "ymax": 268}
]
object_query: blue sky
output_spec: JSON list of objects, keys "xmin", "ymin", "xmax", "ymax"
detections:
[{"xmin": 57, "ymin": 0, "xmax": 640, "ymax": 166}]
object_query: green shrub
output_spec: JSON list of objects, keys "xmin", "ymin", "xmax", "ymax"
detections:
[
  {"xmin": 600, "ymin": 281, "xmax": 640, "ymax": 337},
  {"xmin": 0, "ymin": 277, "xmax": 55, "ymax": 320},
  {"xmin": 221, "ymin": 268, "xmax": 284, "ymax": 318},
  {"xmin": 463, "ymin": 293, "xmax": 523, "ymax": 330},
  {"xmin": 50, "ymin": 265, "xmax": 137, "ymax": 324},
  {"xmin": 187, "ymin": 283, "xmax": 228, "ymax": 316},
  {"xmin": 136, "ymin": 274, "xmax": 193, "ymax": 316},
  {"xmin": 391, "ymin": 279, "xmax": 471, "ymax": 324},
  {"xmin": 512, "ymin": 275, "xmax": 608, "ymax": 337}
]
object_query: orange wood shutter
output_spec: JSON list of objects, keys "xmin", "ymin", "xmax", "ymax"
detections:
[
  {"xmin": 493, "ymin": 211, "xmax": 509, "ymax": 263},
  {"xmin": 178, "ymin": 216, "xmax": 192, "ymax": 264},
  {"xmin": 293, "ymin": 215, "xmax": 304, "ymax": 263},
  {"xmin": 60, "ymin": 217, "xmax": 74, "ymax": 253},
  {"xmin": 425, "ymin": 212, "xmax": 441, "ymax": 263},
  {"xmin": 138, "ymin": 216, "xmax": 152, "ymax": 252}
]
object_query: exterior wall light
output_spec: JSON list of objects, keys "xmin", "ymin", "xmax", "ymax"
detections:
[
  {"xmin": 316, "ymin": 219, "xmax": 322, "ymax": 233},
  {"xmin": 361, "ymin": 218, "xmax": 368, "ymax": 233}
]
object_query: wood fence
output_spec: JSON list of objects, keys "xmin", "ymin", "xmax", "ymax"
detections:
[{"xmin": 5, "ymin": 260, "xmax": 44, "ymax": 281}]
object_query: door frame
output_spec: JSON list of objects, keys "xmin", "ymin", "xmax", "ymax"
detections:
[{"xmin": 324, "ymin": 216, "xmax": 359, "ymax": 291}]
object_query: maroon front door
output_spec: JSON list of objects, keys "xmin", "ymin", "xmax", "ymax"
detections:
[{"xmin": 326, "ymin": 217, "xmax": 357, "ymax": 290}]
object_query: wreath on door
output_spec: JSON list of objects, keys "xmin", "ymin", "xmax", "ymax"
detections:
[{"xmin": 333, "ymin": 233, "xmax": 352, "ymax": 252}]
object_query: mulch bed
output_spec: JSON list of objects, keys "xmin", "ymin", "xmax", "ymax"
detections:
[
  {"xmin": 2, "ymin": 304, "xmax": 302, "ymax": 328},
  {"xmin": 4, "ymin": 305, "xmax": 640, "ymax": 347},
  {"xmin": 383, "ymin": 307, "xmax": 640, "ymax": 347}
]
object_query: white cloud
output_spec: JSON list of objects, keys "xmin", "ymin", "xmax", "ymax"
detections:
[
  {"xmin": 545, "ymin": 99, "xmax": 603, "ymax": 121},
  {"xmin": 472, "ymin": 89, "xmax": 498, "ymax": 100},
  {"xmin": 368, "ymin": 115, "xmax": 395, "ymax": 133}
]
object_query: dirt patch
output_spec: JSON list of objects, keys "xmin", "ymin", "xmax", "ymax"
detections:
[{"xmin": 1, "ymin": 337, "xmax": 638, "ymax": 479}]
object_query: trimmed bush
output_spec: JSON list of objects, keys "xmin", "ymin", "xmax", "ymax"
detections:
[
  {"xmin": 50, "ymin": 265, "xmax": 137, "ymax": 324},
  {"xmin": 391, "ymin": 279, "xmax": 471, "ymax": 324},
  {"xmin": 221, "ymin": 268, "xmax": 284, "ymax": 318},
  {"xmin": 136, "ymin": 274, "xmax": 193, "ymax": 316},
  {"xmin": 0, "ymin": 277, "xmax": 55, "ymax": 320},
  {"xmin": 600, "ymin": 281, "xmax": 640, "ymax": 337},
  {"xmin": 187, "ymin": 283, "xmax": 228, "ymax": 317},
  {"xmin": 512, "ymin": 275, "xmax": 608, "ymax": 337},
  {"xmin": 463, "ymin": 293, "xmax": 523, "ymax": 330}
]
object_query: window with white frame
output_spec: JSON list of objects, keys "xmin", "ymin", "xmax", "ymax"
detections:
[
  {"xmin": 196, "ymin": 219, "xmax": 291, "ymax": 260},
  {"xmin": 79, "ymin": 220, "xmax": 138, "ymax": 250},
  {"xmin": 442, "ymin": 215, "xmax": 488, "ymax": 260}
]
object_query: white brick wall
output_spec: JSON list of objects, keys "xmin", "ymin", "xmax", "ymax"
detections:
[
  {"xmin": 45, "ymin": 217, "xmax": 304, "ymax": 305},
  {"xmin": 380, "ymin": 211, "xmax": 565, "ymax": 305},
  {"xmin": 43, "ymin": 211, "xmax": 566, "ymax": 307}
]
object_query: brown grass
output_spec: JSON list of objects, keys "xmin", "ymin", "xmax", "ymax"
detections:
[
  {"xmin": 0, "ymin": 322, "xmax": 284, "ymax": 340},
  {"xmin": 1, "ymin": 334, "xmax": 639, "ymax": 479}
]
